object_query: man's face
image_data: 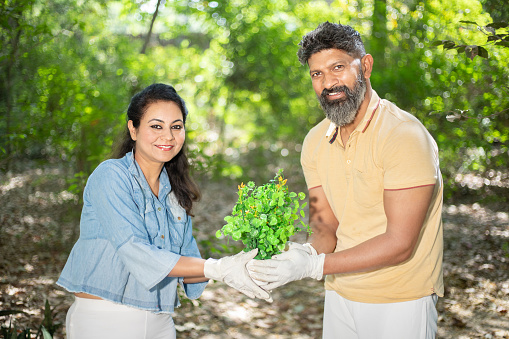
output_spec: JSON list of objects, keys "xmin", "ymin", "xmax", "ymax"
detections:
[{"xmin": 308, "ymin": 49, "xmax": 367, "ymax": 127}]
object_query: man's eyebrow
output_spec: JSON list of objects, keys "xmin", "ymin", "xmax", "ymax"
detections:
[{"xmin": 309, "ymin": 59, "xmax": 346, "ymax": 74}]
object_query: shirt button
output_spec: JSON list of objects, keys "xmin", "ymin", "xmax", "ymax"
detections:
[
  {"xmin": 347, "ymin": 160, "xmax": 351, "ymax": 164},
  {"xmin": 161, "ymin": 235, "xmax": 164, "ymax": 239},
  {"xmin": 178, "ymin": 217, "xmax": 181, "ymax": 220},
  {"xmin": 158, "ymin": 207, "xmax": 162, "ymax": 211}
]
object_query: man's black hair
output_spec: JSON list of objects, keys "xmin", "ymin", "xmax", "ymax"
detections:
[{"xmin": 297, "ymin": 22, "xmax": 366, "ymax": 65}]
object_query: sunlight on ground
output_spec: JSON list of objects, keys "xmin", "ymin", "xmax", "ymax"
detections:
[{"xmin": 0, "ymin": 174, "xmax": 30, "ymax": 193}]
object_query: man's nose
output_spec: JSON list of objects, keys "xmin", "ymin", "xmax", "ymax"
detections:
[{"xmin": 323, "ymin": 72, "xmax": 340, "ymax": 90}]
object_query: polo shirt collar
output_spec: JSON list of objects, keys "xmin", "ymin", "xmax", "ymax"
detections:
[{"xmin": 325, "ymin": 89, "xmax": 381, "ymax": 142}]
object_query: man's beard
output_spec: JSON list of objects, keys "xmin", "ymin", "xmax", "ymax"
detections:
[{"xmin": 318, "ymin": 69, "xmax": 367, "ymax": 127}]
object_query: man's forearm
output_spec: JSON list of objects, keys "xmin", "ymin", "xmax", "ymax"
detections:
[{"xmin": 308, "ymin": 222, "xmax": 338, "ymax": 254}]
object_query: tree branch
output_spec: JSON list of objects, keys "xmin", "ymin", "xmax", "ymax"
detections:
[{"xmin": 140, "ymin": 0, "xmax": 162, "ymax": 54}]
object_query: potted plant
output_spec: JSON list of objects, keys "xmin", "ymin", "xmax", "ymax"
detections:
[{"xmin": 216, "ymin": 169, "xmax": 311, "ymax": 260}]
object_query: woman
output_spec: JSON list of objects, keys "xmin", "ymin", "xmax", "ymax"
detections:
[{"xmin": 57, "ymin": 83, "xmax": 269, "ymax": 339}]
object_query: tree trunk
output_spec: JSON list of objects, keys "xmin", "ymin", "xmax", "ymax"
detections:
[
  {"xmin": 140, "ymin": 0, "xmax": 162, "ymax": 54},
  {"xmin": 371, "ymin": 0, "xmax": 387, "ymax": 69}
]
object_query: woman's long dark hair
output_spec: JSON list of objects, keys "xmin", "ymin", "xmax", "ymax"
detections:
[{"xmin": 113, "ymin": 83, "xmax": 200, "ymax": 216}]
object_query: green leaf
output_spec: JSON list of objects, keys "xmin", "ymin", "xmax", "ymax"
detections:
[
  {"xmin": 41, "ymin": 326, "xmax": 53, "ymax": 339},
  {"xmin": 459, "ymin": 20, "xmax": 478, "ymax": 25},
  {"xmin": 454, "ymin": 45, "xmax": 466, "ymax": 53},
  {"xmin": 495, "ymin": 41, "xmax": 509, "ymax": 47},
  {"xmin": 215, "ymin": 230, "xmax": 222, "ymax": 238},
  {"xmin": 443, "ymin": 41, "xmax": 456, "ymax": 49},
  {"xmin": 269, "ymin": 215, "xmax": 278, "ymax": 225},
  {"xmin": 298, "ymin": 192, "xmax": 306, "ymax": 200},
  {"xmin": 250, "ymin": 218, "xmax": 262, "ymax": 227},
  {"xmin": 486, "ymin": 22, "xmax": 509, "ymax": 29},
  {"xmin": 477, "ymin": 46, "xmax": 489, "ymax": 58}
]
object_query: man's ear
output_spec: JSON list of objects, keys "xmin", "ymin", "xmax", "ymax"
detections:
[
  {"xmin": 128, "ymin": 120, "xmax": 137, "ymax": 141},
  {"xmin": 361, "ymin": 54, "xmax": 374, "ymax": 79}
]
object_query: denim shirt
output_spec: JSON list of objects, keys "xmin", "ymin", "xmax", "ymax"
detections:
[{"xmin": 57, "ymin": 152, "xmax": 207, "ymax": 313}]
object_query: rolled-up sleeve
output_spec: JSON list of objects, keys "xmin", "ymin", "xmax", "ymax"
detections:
[{"xmin": 87, "ymin": 163, "xmax": 182, "ymax": 290}]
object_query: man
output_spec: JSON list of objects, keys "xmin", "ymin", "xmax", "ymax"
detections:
[{"xmin": 248, "ymin": 22, "xmax": 444, "ymax": 339}]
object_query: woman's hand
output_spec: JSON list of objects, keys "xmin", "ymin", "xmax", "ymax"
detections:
[{"xmin": 204, "ymin": 249, "xmax": 272, "ymax": 301}]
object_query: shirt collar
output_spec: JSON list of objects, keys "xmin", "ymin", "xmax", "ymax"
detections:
[
  {"xmin": 126, "ymin": 151, "xmax": 172, "ymax": 198},
  {"xmin": 325, "ymin": 89, "xmax": 381, "ymax": 141}
]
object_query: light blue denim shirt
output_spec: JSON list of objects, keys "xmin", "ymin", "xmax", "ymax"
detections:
[{"xmin": 57, "ymin": 151, "xmax": 207, "ymax": 313}]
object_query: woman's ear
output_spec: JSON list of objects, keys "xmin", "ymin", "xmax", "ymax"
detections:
[{"xmin": 128, "ymin": 120, "xmax": 137, "ymax": 141}]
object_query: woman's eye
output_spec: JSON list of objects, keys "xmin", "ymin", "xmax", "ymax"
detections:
[
  {"xmin": 171, "ymin": 125, "xmax": 184, "ymax": 130},
  {"xmin": 150, "ymin": 125, "xmax": 162, "ymax": 129}
]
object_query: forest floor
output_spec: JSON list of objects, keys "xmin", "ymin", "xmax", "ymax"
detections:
[{"xmin": 1, "ymin": 164, "xmax": 508, "ymax": 338}]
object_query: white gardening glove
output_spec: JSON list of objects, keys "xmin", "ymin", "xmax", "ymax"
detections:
[
  {"xmin": 285, "ymin": 241, "xmax": 318, "ymax": 255},
  {"xmin": 203, "ymin": 249, "xmax": 271, "ymax": 301},
  {"xmin": 246, "ymin": 242, "xmax": 317, "ymax": 288},
  {"xmin": 247, "ymin": 247, "xmax": 325, "ymax": 290}
]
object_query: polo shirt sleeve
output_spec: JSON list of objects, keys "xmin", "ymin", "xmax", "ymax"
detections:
[
  {"xmin": 301, "ymin": 131, "xmax": 322, "ymax": 189},
  {"xmin": 381, "ymin": 121, "xmax": 439, "ymax": 190},
  {"xmin": 86, "ymin": 162, "xmax": 181, "ymax": 290}
]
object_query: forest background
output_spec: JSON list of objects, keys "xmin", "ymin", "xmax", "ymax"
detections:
[{"xmin": 1, "ymin": 0, "xmax": 508, "ymax": 338}]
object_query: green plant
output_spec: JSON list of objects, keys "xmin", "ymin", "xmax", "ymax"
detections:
[
  {"xmin": 432, "ymin": 21, "xmax": 508, "ymax": 60},
  {"xmin": 216, "ymin": 169, "xmax": 311, "ymax": 260},
  {"xmin": 0, "ymin": 300, "xmax": 58, "ymax": 339}
]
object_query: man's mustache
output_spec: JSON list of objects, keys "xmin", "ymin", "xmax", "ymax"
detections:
[{"xmin": 321, "ymin": 85, "xmax": 351, "ymax": 98}]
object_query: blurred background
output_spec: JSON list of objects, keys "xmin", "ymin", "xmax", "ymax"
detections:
[{"xmin": 1, "ymin": 0, "xmax": 508, "ymax": 338}]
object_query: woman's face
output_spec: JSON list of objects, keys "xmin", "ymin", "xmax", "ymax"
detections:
[{"xmin": 128, "ymin": 100, "xmax": 185, "ymax": 171}]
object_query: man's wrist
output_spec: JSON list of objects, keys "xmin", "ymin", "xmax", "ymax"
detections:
[
  {"xmin": 303, "ymin": 243, "xmax": 318, "ymax": 256},
  {"xmin": 311, "ymin": 253, "xmax": 326, "ymax": 280}
]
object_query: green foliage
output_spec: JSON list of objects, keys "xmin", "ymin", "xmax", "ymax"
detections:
[
  {"xmin": 216, "ymin": 169, "xmax": 310, "ymax": 260},
  {"xmin": 432, "ymin": 21, "xmax": 509, "ymax": 59},
  {"xmin": 1, "ymin": 0, "xmax": 507, "ymax": 202},
  {"xmin": 0, "ymin": 300, "xmax": 57, "ymax": 339},
  {"xmin": 37, "ymin": 300, "xmax": 60, "ymax": 338},
  {"xmin": 0, "ymin": 323, "xmax": 31, "ymax": 339}
]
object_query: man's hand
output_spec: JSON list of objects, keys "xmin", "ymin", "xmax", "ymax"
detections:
[
  {"xmin": 285, "ymin": 241, "xmax": 318, "ymax": 255},
  {"xmin": 247, "ymin": 248, "xmax": 325, "ymax": 290},
  {"xmin": 203, "ymin": 249, "xmax": 271, "ymax": 301}
]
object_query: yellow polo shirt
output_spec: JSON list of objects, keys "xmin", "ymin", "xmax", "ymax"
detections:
[{"xmin": 301, "ymin": 90, "xmax": 444, "ymax": 303}]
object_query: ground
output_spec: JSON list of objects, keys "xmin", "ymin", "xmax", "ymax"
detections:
[{"xmin": 0, "ymin": 165, "xmax": 508, "ymax": 338}]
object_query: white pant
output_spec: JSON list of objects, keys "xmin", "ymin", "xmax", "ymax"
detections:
[
  {"xmin": 66, "ymin": 297, "xmax": 176, "ymax": 339},
  {"xmin": 323, "ymin": 290, "xmax": 438, "ymax": 339}
]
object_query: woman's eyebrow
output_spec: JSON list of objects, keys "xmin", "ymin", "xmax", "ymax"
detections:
[{"xmin": 147, "ymin": 118, "xmax": 165, "ymax": 123}]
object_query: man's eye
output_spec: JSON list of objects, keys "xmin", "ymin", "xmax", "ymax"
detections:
[
  {"xmin": 311, "ymin": 72, "xmax": 320, "ymax": 77},
  {"xmin": 334, "ymin": 65, "xmax": 344, "ymax": 70}
]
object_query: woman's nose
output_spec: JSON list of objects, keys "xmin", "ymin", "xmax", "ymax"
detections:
[{"xmin": 162, "ymin": 128, "xmax": 175, "ymax": 140}]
